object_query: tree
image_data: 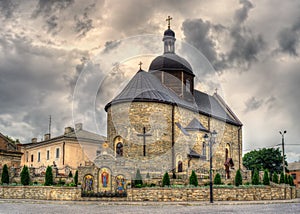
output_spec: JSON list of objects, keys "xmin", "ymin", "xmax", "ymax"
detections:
[
  {"xmin": 162, "ymin": 172, "xmax": 170, "ymax": 187},
  {"xmin": 272, "ymin": 173, "xmax": 279, "ymax": 184},
  {"xmin": 235, "ymin": 169, "xmax": 243, "ymax": 186},
  {"xmin": 214, "ymin": 173, "xmax": 222, "ymax": 185},
  {"xmin": 68, "ymin": 171, "xmax": 73, "ymax": 178},
  {"xmin": 1, "ymin": 164, "xmax": 9, "ymax": 184},
  {"xmin": 243, "ymin": 148, "xmax": 287, "ymax": 174},
  {"xmin": 44, "ymin": 166, "xmax": 53, "ymax": 186},
  {"xmin": 74, "ymin": 170, "xmax": 78, "ymax": 186},
  {"xmin": 20, "ymin": 165, "xmax": 30, "ymax": 185},
  {"xmin": 134, "ymin": 169, "xmax": 143, "ymax": 186},
  {"xmin": 288, "ymin": 175, "xmax": 294, "ymax": 186},
  {"xmin": 284, "ymin": 174, "xmax": 289, "ymax": 184},
  {"xmin": 189, "ymin": 170, "xmax": 198, "ymax": 187},
  {"xmin": 279, "ymin": 172, "xmax": 285, "ymax": 184},
  {"xmin": 263, "ymin": 170, "xmax": 270, "ymax": 185},
  {"xmin": 252, "ymin": 169, "xmax": 260, "ymax": 185}
]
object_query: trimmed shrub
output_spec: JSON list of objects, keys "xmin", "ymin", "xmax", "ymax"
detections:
[
  {"xmin": 189, "ymin": 170, "xmax": 198, "ymax": 187},
  {"xmin": 263, "ymin": 170, "xmax": 270, "ymax": 185},
  {"xmin": 279, "ymin": 172, "xmax": 284, "ymax": 184},
  {"xmin": 214, "ymin": 173, "xmax": 222, "ymax": 185},
  {"xmin": 162, "ymin": 172, "xmax": 170, "ymax": 187},
  {"xmin": 20, "ymin": 165, "xmax": 30, "ymax": 185},
  {"xmin": 288, "ymin": 175, "xmax": 294, "ymax": 186},
  {"xmin": 272, "ymin": 173, "xmax": 279, "ymax": 184},
  {"xmin": 235, "ymin": 169, "xmax": 243, "ymax": 186},
  {"xmin": 1, "ymin": 164, "xmax": 9, "ymax": 184},
  {"xmin": 284, "ymin": 174, "xmax": 288, "ymax": 184},
  {"xmin": 252, "ymin": 169, "xmax": 260, "ymax": 185},
  {"xmin": 146, "ymin": 172, "xmax": 150, "ymax": 179},
  {"xmin": 74, "ymin": 170, "xmax": 78, "ymax": 186},
  {"xmin": 68, "ymin": 171, "xmax": 73, "ymax": 178},
  {"xmin": 134, "ymin": 169, "xmax": 143, "ymax": 187},
  {"xmin": 44, "ymin": 166, "xmax": 53, "ymax": 186}
]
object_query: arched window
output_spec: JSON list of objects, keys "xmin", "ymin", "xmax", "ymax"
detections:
[
  {"xmin": 202, "ymin": 142, "xmax": 206, "ymax": 157},
  {"xmin": 178, "ymin": 161, "xmax": 183, "ymax": 172},
  {"xmin": 225, "ymin": 143, "xmax": 231, "ymax": 160},
  {"xmin": 116, "ymin": 142, "xmax": 123, "ymax": 157}
]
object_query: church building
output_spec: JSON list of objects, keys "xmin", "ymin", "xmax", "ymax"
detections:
[{"xmin": 80, "ymin": 18, "xmax": 243, "ymax": 193}]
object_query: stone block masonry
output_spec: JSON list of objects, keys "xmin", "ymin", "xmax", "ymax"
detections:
[
  {"xmin": 0, "ymin": 186, "xmax": 296, "ymax": 201},
  {"xmin": 0, "ymin": 186, "xmax": 81, "ymax": 200}
]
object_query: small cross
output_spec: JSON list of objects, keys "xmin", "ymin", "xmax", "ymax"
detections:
[
  {"xmin": 215, "ymin": 88, "xmax": 218, "ymax": 94},
  {"xmin": 138, "ymin": 61, "xmax": 143, "ymax": 70},
  {"xmin": 166, "ymin": 16, "xmax": 172, "ymax": 29}
]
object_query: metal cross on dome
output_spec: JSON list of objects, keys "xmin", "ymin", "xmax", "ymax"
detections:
[
  {"xmin": 137, "ymin": 127, "xmax": 152, "ymax": 156},
  {"xmin": 139, "ymin": 61, "xmax": 143, "ymax": 70},
  {"xmin": 166, "ymin": 16, "xmax": 172, "ymax": 29}
]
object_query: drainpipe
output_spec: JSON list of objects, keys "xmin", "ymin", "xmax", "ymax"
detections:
[
  {"xmin": 63, "ymin": 141, "xmax": 65, "ymax": 166},
  {"xmin": 172, "ymin": 104, "xmax": 175, "ymax": 173},
  {"xmin": 238, "ymin": 127, "xmax": 242, "ymax": 170}
]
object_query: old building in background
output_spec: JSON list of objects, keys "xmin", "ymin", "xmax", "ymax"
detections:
[
  {"xmin": 288, "ymin": 161, "xmax": 300, "ymax": 188},
  {"xmin": 21, "ymin": 123, "xmax": 105, "ymax": 177},
  {"xmin": 0, "ymin": 132, "xmax": 22, "ymax": 168}
]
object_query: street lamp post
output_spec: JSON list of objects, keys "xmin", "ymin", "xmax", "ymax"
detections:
[
  {"xmin": 204, "ymin": 130, "xmax": 217, "ymax": 203},
  {"xmin": 279, "ymin": 130, "xmax": 287, "ymax": 174}
]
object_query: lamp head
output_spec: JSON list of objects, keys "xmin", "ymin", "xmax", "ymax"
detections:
[{"xmin": 211, "ymin": 130, "xmax": 217, "ymax": 139}]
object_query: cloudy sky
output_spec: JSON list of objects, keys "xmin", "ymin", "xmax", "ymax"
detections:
[{"xmin": 0, "ymin": 0, "xmax": 299, "ymax": 162}]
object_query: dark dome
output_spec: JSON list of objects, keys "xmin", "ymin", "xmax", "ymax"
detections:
[
  {"xmin": 149, "ymin": 53, "xmax": 194, "ymax": 75},
  {"xmin": 164, "ymin": 28, "xmax": 175, "ymax": 37}
]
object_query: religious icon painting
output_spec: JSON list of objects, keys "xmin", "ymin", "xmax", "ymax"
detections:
[
  {"xmin": 99, "ymin": 167, "xmax": 112, "ymax": 192},
  {"xmin": 83, "ymin": 174, "xmax": 94, "ymax": 192}
]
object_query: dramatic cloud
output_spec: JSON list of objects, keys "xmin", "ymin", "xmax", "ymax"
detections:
[{"xmin": 0, "ymin": 0, "xmax": 299, "ymax": 162}]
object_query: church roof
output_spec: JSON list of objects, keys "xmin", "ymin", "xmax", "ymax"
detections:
[
  {"xmin": 185, "ymin": 118, "xmax": 208, "ymax": 132},
  {"xmin": 105, "ymin": 70, "xmax": 242, "ymax": 126},
  {"xmin": 149, "ymin": 53, "xmax": 194, "ymax": 76}
]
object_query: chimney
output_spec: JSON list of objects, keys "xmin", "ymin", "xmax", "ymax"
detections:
[
  {"xmin": 64, "ymin": 127, "xmax": 73, "ymax": 134},
  {"xmin": 75, "ymin": 123, "xmax": 83, "ymax": 131},
  {"xmin": 31, "ymin": 138, "xmax": 37, "ymax": 143},
  {"xmin": 44, "ymin": 133, "xmax": 51, "ymax": 141}
]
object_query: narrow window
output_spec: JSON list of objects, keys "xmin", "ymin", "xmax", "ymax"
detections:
[
  {"xmin": 38, "ymin": 152, "xmax": 40, "ymax": 162},
  {"xmin": 31, "ymin": 154, "xmax": 34, "ymax": 162},
  {"xmin": 202, "ymin": 142, "xmax": 206, "ymax": 157},
  {"xmin": 116, "ymin": 142, "xmax": 123, "ymax": 157},
  {"xmin": 56, "ymin": 148, "xmax": 60, "ymax": 158},
  {"xmin": 47, "ymin": 150, "xmax": 50, "ymax": 160}
]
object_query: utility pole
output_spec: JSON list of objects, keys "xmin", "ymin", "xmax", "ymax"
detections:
[{"xmin": 279, "ymin": 130, "xmax": 287, "ymax": 174}]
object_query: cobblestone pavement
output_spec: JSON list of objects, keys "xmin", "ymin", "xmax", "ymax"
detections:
[{"xmin": 0, "ymin": 199, "xmax": 299, "ymax": 214}]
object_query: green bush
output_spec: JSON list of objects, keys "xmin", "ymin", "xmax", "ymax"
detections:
[
  {"xmin": 162, "ymin": 172, "xmax": 170, "ymax": 187},
  {"xmin": 288, "ymin": 175, "xmax": 294, "ymax": 186},
  {"xmin": 134, "ymin": 169, "xmax": 143, "ymax": 187},
  {"xmin": 284, "ymin": 174, "xmax": 288, "ymax": 184},
  {"xmin": 74, "ymin": 170, "xmax": 78, "ymax": 186},
  {"xmin": 68, "ymin": 171, "xmax": 73, "ymax": 178},
  {"xmin": 20, "ymin": 165, "xmax": 30, "ymax": 185},
  {"xmin": 272, "ymin": 173, "xmax": 278, "ymax": 184},
  {"xmin": 146, "ymin": 172, "xmax": 150, "ymax": 179},
  {"xmin": 279, "ymin": 172, "xmax": 284, "ymax": 184},
  {"xmin": 263, "ymin": 170, "xmax": 270, "ymax": 185},
  {"xmin": 252, "ymin": 169, "xmax": 259, "ymax": 185},
  {"xmin": 1, "ymin": 164, "xmax": 9, "ymax": 184},
  {"xmin": 44, "ymin": 166, "xmax": 53, "ymax": 186},
  {"xmin": 213, "ymin": 173, "xmax": 222, "ymax": 185},
  {"xmin": 189, "ymin": 170, "xmax": 198, "ymax": 187},
  {"xmin": 235, "ymin": 169, "xmax": 243, "ymax": 186}
]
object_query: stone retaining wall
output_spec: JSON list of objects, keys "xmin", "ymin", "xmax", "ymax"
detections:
[
  {"xmin": 126, "ymin": 186, "xmax": 296, "ymax": 201},
  {"xmin": 0, "ymin": 186, "xmax": 296, "ymax": 201},
  {"xmin": 0, "ymin": 186, "xmax": 81, "ymax": 200}
]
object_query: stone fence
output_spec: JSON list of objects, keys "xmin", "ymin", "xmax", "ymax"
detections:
[
  {"xmin": 126, "ymin": 186, "xmax": 296, "ymax": 202},
  {"xmin": 0, "ymin": 185, "xmax": 296, "ymax": 201},
  {"xmin": 0, "ymin": 186, "xmax": 81, "ymax": 201}
]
